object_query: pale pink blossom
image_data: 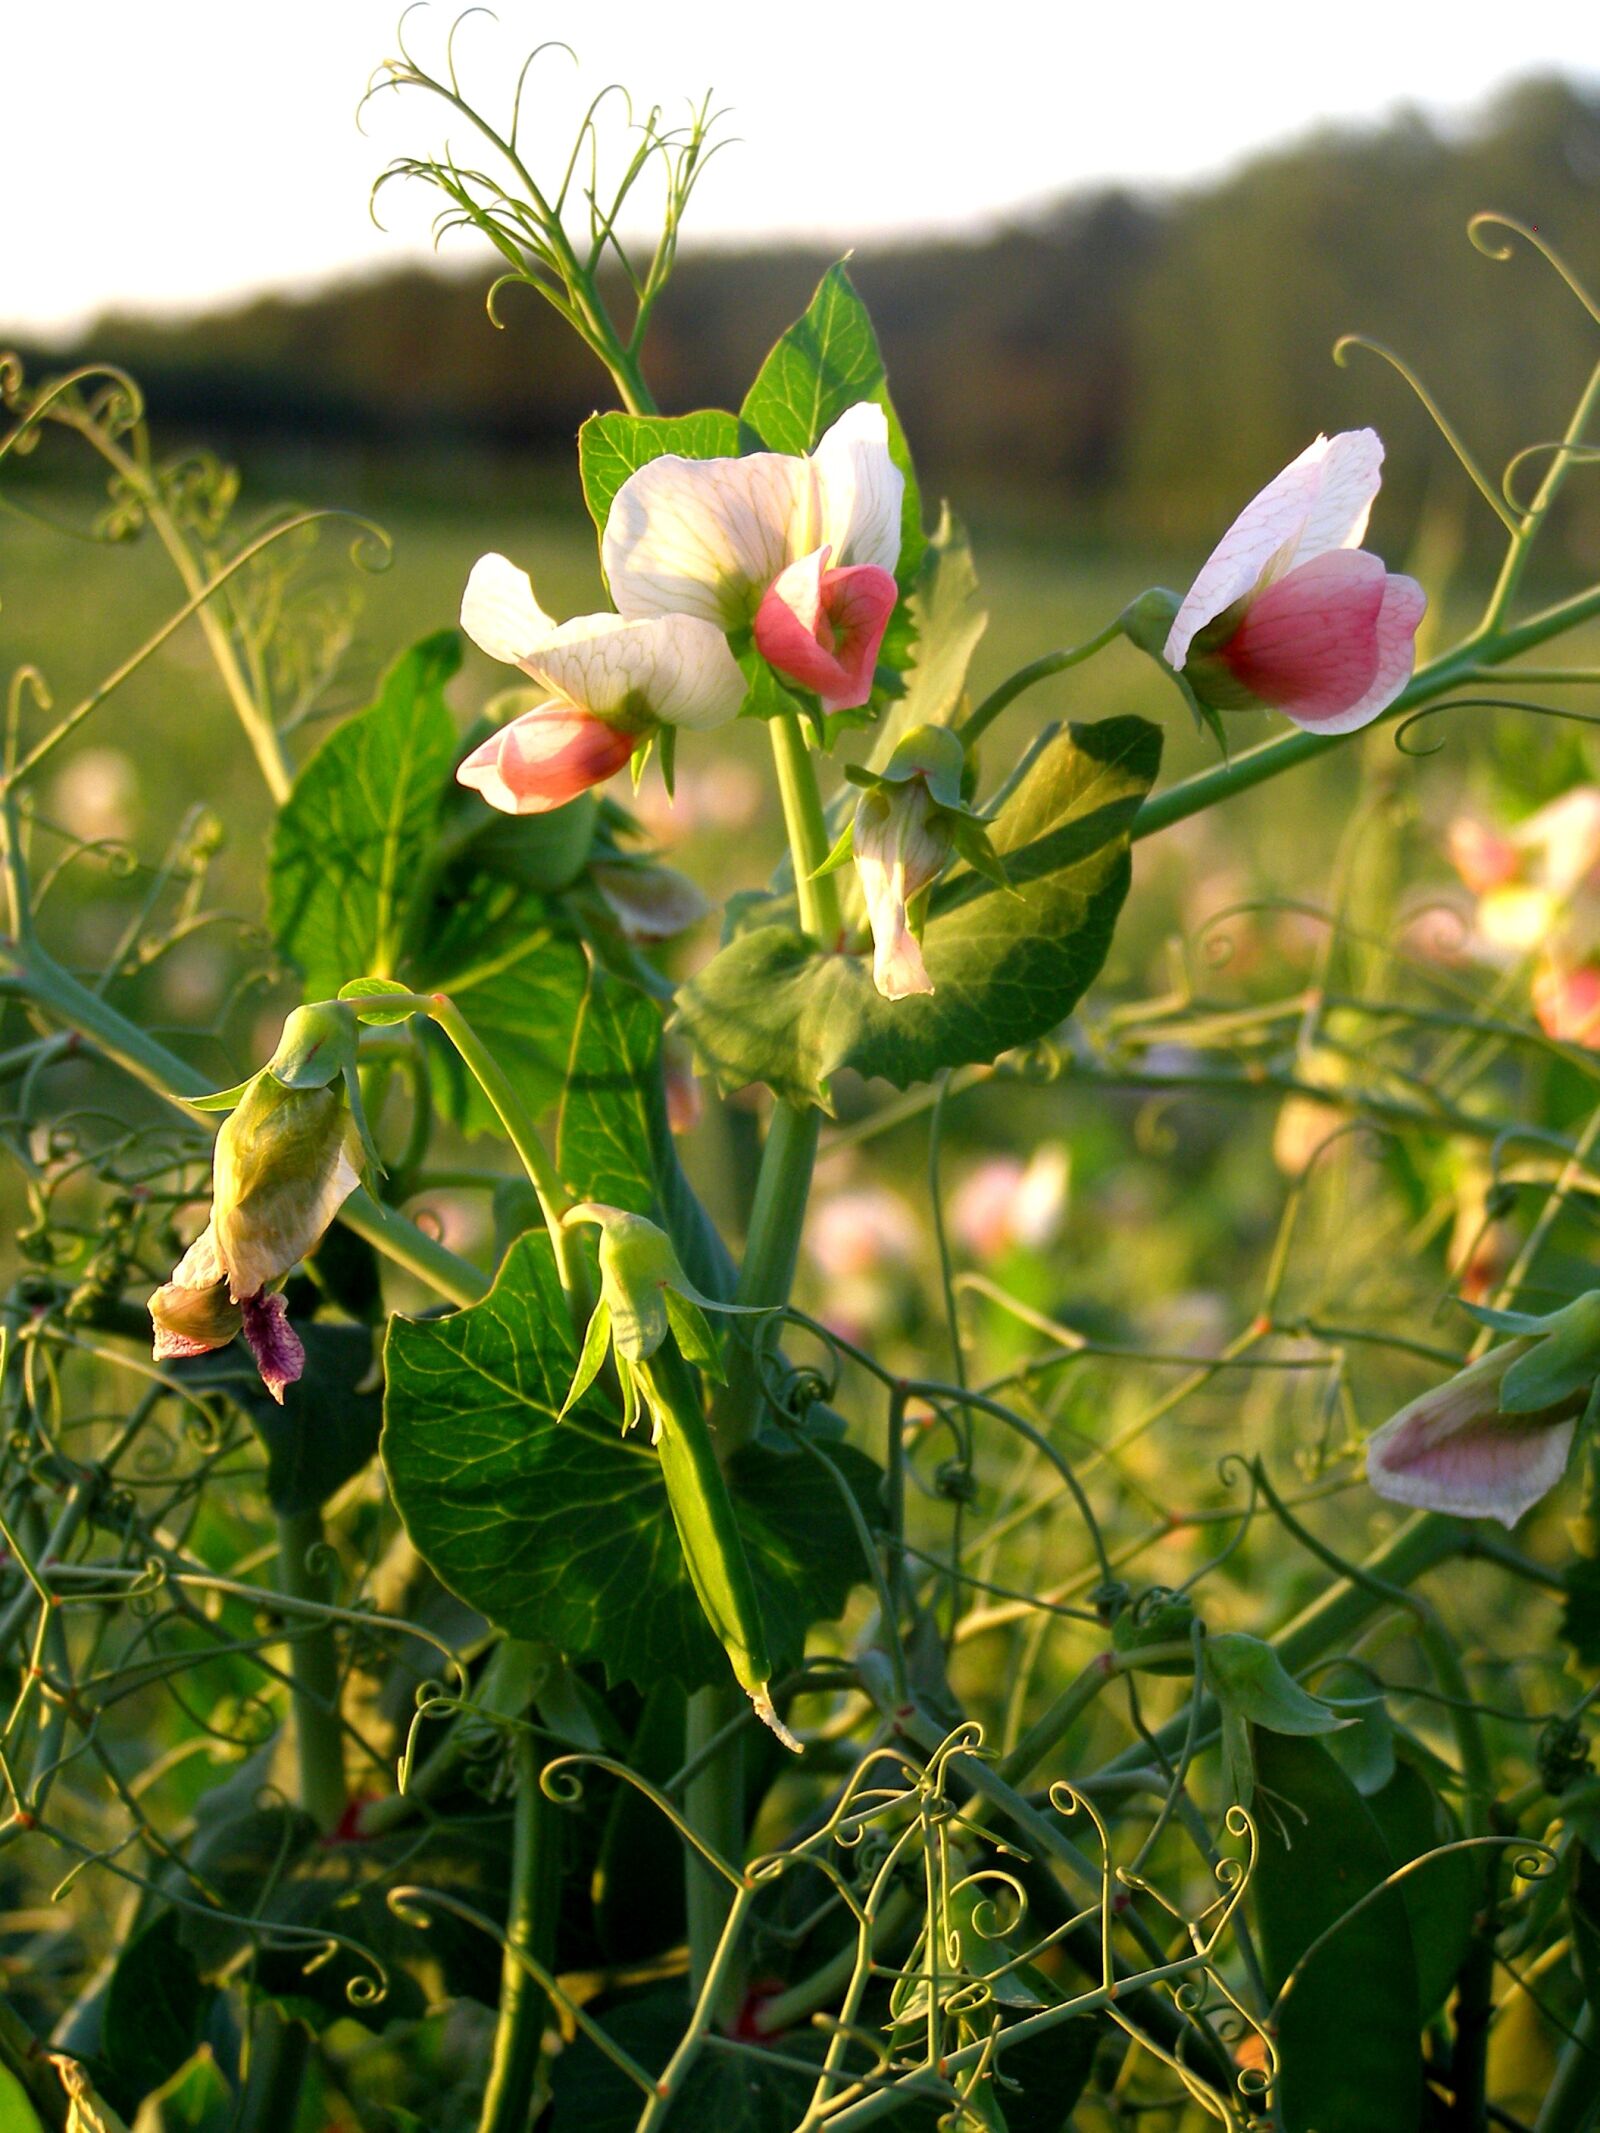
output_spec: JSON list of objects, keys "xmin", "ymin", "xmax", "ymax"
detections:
[
  {"xmin": 1533, "ymin": 960, "xmax": 1600, "ymax": 1047},
  {"xmin": 458, "ymin": 555, "xmax": 745, "ymax": 815},
  {"xmin": 1451, "ymin": 787, "xmax": 1600, "ymax": 967},
  {"xmin": 808, "ymin": 1186, "xmax": 920, "ymax": 1284},
  {"xmin": 1365, "ymin": 1345, "xmax": 1580, "ymax": 1527},
  {"xmin": 1164, "ymin": 431, "xmax": 1425, "ymax": 735},
  {"xmin": 949, "ymin": 1148, "xmax": 1069, "ymax": 1260},
  {"xmin": 853, "ymin": 782, "xmax": 949, "ymax": 1000},
  {"xmin": 603, "ymin": 404, "xmax": 902, "ymax": 713}
]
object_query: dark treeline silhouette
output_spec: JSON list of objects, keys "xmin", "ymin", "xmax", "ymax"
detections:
[{"xmin": 14, "ymin": 75, "xmax": 1600, "ymax": 554}]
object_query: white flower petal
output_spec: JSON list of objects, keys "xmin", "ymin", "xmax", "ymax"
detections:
[
  {"xmin": 604, "ymin": 454, "xmax": 807, "ymax": 627},
  {"xmin": 1163, "ymin": 438, "xmax": 1328, "ymax": 669},
  {"xmin": 461, "ymin": 553, "xmax": 560, "ymax": 665},
  {"xmin": 809, "ymin": 402, "xmax": 903, "ymax": 576},
  {"xmin": 1296, "ymin": 428, "xmax": 1385, "ymax": 563},
  {"xmin": 525, "ymin": 613, "xmax": 745, "ymax": 731}
]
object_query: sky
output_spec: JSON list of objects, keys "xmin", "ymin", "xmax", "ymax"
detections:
[{"xmin": 5, "ymin": 0, "xmax": 1600, "ymax": 335}]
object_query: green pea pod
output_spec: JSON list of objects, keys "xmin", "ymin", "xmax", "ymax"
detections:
[{"xmin": 638, "ymin": 1345, "xmax": 799, "ymax": 1753}]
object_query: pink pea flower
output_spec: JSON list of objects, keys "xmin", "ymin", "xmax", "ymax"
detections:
[
  {"xmin": 603, "ymin": 404, "xmax": 903, "ymax": 714},
  {"xmin": 458, "ymin": 556, "xmax": 745, "ymax": 815},
  {"xmin": 1164, "ymin": 431, "xmax": 1426, "ymax": 735},
  {"xmin": 1365, "ymin": 1343, "xmax": 1584, "ymax": 1528},
  {"xmin": 1533, "ymin": 960, "xmax": 1600, "ymax": 1047},
  {"xmin": 949, "ymin": 1148, "xmax": 1069, "ymax": 1261}
]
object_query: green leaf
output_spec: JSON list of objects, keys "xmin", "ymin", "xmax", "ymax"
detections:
[
  {"xmin": 102, "ymin": 1914, "xmax": 214, "ymax": 2119},
  {"xmin": 558, "ymin": 969, "xmax": 734, "ymax": 1301},
  {"xmin": 269, "ymin": 632, "xmax": 462, "ymax": 996},
  {"xmin": 738, "ymin": 262, "xmax": 924, "ymax": 587},
  {"xmin": 170, "ymin": 1322, "xmax": 381, "ymax": 1516},
  {"xmin": 578, "ymin": 408, "xmax": 740, "ymax": 546},
  {"xmin": 339, "ymin": 976, "xmax": 422, "ymax": 1026},
  {"xmin": 676, "ymin": 715, "xmax": 1160, "ymax": 1108},
  {"xmin": 1501, "ymin": 1291, "xmax": 1600, "ymax": 1413},
  {"xmin": 0, "ymin": 2062, "xmax": 47, "ymax": 2133},
  {"xmin": 1561, "ymin": 1556, "xmax": 1600, "ymax": 1667},
  {"xmin": 382, "ymin": 1233, "xmax": 880, "ymax": 1691},
  {"xmin": 179, "ymin": 1080, "xmax": 251, "ymax": 1114},
  {"xmin": 128, "ymin": 2048, "xmax": 232, "ymax": 2133},
  {"xmin": 1570, "ymin": 1840, "xmax": 1600, "ymax": 2012},
  {"xmin": 1365, "ymin": 1755, "xmax": 1478, "ymax": 2017},
  {"xmin": 1203, "ymin": 1632, "xmax": 1349, "ymax": 1735},
  {"xmin": 870, "ymin": 508, "xmax": 987, "ymax": 763},
  {"xmin": 1249, "ymin": 1730, "xmax": 1425, "ymax": 2133},
  {"xmin": 1317, "ymin": 1662, "xmax": 1395, "ymax": 1796}
]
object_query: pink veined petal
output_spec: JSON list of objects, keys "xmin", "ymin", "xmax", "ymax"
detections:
[
  {"xmin": 1212, "ymin": 548, "xmax": 1388, "ymax": 728},
  {"xmin": 753, "ymin": 551, "xmax": 898, "ymax": 713},
  {"xmin": 456, "ymin": 705, "xmax": 636, "ymax": 815},
  {"xmin": 604, "ymin": 452, "xmax": 807, "ymax": 627},
  {"xmin": 1366, "ymin": 1395, "xmax": 1575, "ymax": 1528},
  {"xmin": 1294, "ymin": 428, "xmax": 1385, "ymax": 562},
  {"xmin": 1163, "ymin": 436, "xmax": 1333, "ymax": 669},
  {"xmin": 240, "ymin": 1291, "xmax": 306, "ymax": 1406},
  {"xmin": 1312, "ymin": 570, "xmax": 1427, "ymax": 734},
  {"xmin": 808, "ymin": 403, "xmax": 904, "ymax": 575}
]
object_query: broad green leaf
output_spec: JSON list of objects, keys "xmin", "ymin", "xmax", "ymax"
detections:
[
  {"xmin": 870, "ymin": 508, "xmax": 987, "ymax": 764},
  {"xmin": 1204, "ymin": 1633, "xmax": 1348, "ymax": 1734},
  {"xmin": 0, "ymin": 2064, "xmax": 46, "ymax": 2133},
  {"xmin": 738, "ymin": 262, "xmax": 925, "ymax": 587},
  {"xmin": 578, "ymin": 409, "xmax": 740, "ymax": 545},
  {"xmin": 1249, "ymin": 1730, "xmax": 1424, "ymax": 2133},
  {"xmin": 127, "ymin": 2048, "xmax": 232, "ymax": 2133},
  {"xmin": 1562, "ymin": 1556, "xmax": 1600, "ymax": 1667},
  {"xmin": 1366, "ymin": 1756, "xmax": 1478, "ymax": 2017},
  {"xmin": 269, "ymin": 632, "xmax": 461, "ymax": 994},
  {"xmin": 417, "ymin": 874, "xmax": 589, "ymax": 1131},
  {"xmin": 102, "ymin": 1914, "xmax": 213, "ymax": 2119},
  {"xmin": 557, "ymin": 969, "xmax": 734, "ymax": 1301},
  {"xmin": 1318, "ymin": 1661, "xmax": 1395, "ymax": 1795},
  {"xmin": 382, "ymin": 1232, "xmax": 881, "ymax": 1691},
  {"xmin": 676, "ymin": 715, "xmax": 1160, "ymax": 1108},
  {"xmin": 339, "ymin": 976, "xmax": 421, "ymax": 1026},
  {"xmin": 1500, "ymin": 1290, "xmax": 1600, "ymax": 1412},
  {"xmin": 169, "ymin": 1322, "xmax": 381, "ymax": 1515}
]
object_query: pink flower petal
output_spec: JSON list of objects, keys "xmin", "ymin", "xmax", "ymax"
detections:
[
  {"xmin": 240, "ymin": 1291, "xmax": 306, "ymax": 1406},
  {"xmin": 1164, "ymin": 430, "xmax": 1384, "ymax": 670},
  {"xmin": 1367, "ymin": 1385, "xmax": 1574, "ymax": 1528},
  {"xmin": 1448, "ymin": 817, "xmax": 1521, "ymax": 897},
  {"xmin": 1213, "ymin": 548, "xmax": 1388, "ymax": 728},
  {"xmin": 1534, "ymin": 962, "xmax": 1600, "ymax": 1047},
  {"xmin": 754, "ymin": 550, "xmax": 897, "ymax": 713},
  {"xmin": 457, "ymin": 705, "xmax": 636, "ymax": 815},
  {"xmin": 1318, "ymin": 570, "xmax": 1427, "ymax": 734}
]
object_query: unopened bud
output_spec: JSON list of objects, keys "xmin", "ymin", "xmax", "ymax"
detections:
[{"xmin": 213, "ymin": 1073, "xmax": 361, "ymax": 1302}]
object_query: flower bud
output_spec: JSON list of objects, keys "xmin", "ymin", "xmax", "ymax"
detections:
[{"xmin": 853, "ymin": 781, "xmax": 952, "ymax": 1002}]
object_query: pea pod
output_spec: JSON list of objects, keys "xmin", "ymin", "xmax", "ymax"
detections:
[{"xmin": 640, "ymin": 1343, "xmax": 798, "ymax": 1751}]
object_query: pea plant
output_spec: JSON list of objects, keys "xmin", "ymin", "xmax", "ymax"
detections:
[{"xmin": 3, "ymin": 25, "xmax": 1600, "ymax": 2133}]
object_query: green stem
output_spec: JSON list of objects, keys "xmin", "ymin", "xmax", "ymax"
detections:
[
  {"xmin": 276, "ymin": 1509, "xmax": 346, "ymax": 1835},
  {"xmin": 1132, "ymin": 569, "xmax": 1600, "ymax": 845},
  {"xmin": 684, "ymin": 1680, "xmax": 745, "ymax": 2017},
  {"xmin": 1481, "ymin": 352, "xmax": 1600, "ymax": 634},
  {"xmin": 477, "ymin": 1728, "xmax": 556, "ymax": 2133},
  {"xmin": 770, "ymin": 709, "xmax": 842, "ymax": 944},
  {"xmin": 424, "ymin": 993, "xmax": 586, "ymax": 1306},
  {"xmin": 959, "ymin": 620, "xmax": 1125, "ymax": 745}
]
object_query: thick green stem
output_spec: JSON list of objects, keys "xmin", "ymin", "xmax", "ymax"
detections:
[
  {"xmin": 424, "ymin": 993, "xmax": 586, "ymax": 1308},
  {"xmin": 276, "ymin": 1509, "xmax": 346, "ymax": 1835},
  {"xmin": 959, "ymin": 621, "xmax": 1124, "ymax": 745},
  {"xmin": 477, "ymin": 1727, "xmax": 556, "ymax": 2133},
  {"xmin": 684, "ymin": 1680, "xmax": 746, "ymax": 2018},
  {"xmin": 770, "ymin": 709, "xmax": 842, "ymax": 944}
]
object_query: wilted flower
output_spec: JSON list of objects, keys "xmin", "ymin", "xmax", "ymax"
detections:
[
  {"xmin": 603, "ymin": 403, "xmax": 902, "ymax": 713},
  {"xmin": 151, "ymin": 1028, "xmax": 364, "ymax": 1402},
  {"xmin": 1163, "ymin": 430, "xmax": 1426, "ymax": 735},
  {"xmin": 949, "ymin": 1147, "xmax": 1069, "ymax": 1260},
  {"xmin": 458, "ymin": 554, "xmax": 745, "ymax": 814},
  {"xmin": 1365, "ymin": 1293, "xmax": 1600, "ymax": 1525}
]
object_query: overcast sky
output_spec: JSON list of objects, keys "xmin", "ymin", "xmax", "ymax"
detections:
[{"xmin": 5, "ymin": 1, "xmax": 1600, "ymax": 335}]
